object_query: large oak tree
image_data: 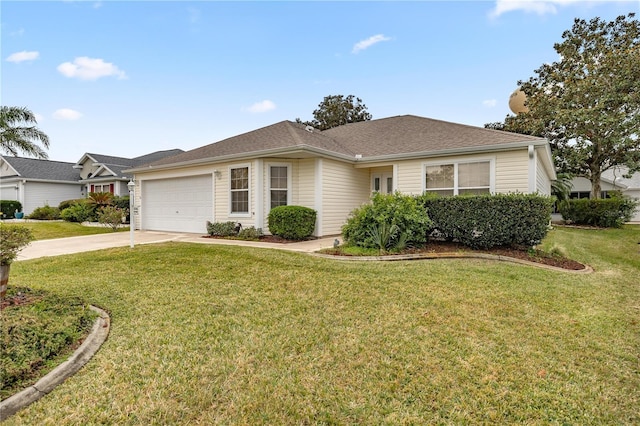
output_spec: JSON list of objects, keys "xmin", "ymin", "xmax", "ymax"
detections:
[
  {"xmin": 493, "ymin": 14, "xmax": 640, "ymax": 198},
  {"xmin": 296, "ymin": 94, "xmax": 372, "ymax": 130}
]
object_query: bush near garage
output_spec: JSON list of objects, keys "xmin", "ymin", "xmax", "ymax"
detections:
[
  {"xmin": 0, "ymin": 200, "xmax": 23, "ymax": 219},
  {"xmin": 558, "ymin": 195, "xmax": 638, "ymax": 228},
  {"xmin": 342, "ymin": 192, "xmax": 432, "ymax": 252},
  {"xmin": 268, "ymin": 206, "xmax": 317, "ymax": 240},
  {"xmin": 27, "ymin": 205, "xmax": 61, "ymax": 221},
  {"xmin": 418, "ymin": 193, "xmax": 554, "ymax": 249},
  {"xmin": 206, "ymin": 221, "xmax": 238, "ymax": 237}
]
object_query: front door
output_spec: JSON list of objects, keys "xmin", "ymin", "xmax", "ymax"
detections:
[{"xmin": 372, "ymin": 173, "xmax": 393, "ymax": 194}]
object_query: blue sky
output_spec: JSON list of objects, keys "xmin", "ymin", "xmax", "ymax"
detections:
[{"xmin": 2, "ymin": 0, "xmax": 638, "ymax": 162}]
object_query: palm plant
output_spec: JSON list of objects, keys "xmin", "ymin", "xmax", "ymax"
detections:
[{"xmin": 0, "ymin": 106, "xmax": 50, "ymax": 159}]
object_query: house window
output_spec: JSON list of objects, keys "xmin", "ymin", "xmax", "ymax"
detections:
[
  {"xmin": 91, "ymin": 183, "xmax": 114, "ymax": 194},
  {"xmin": 425, "ymin": 161, "xmax": 491, "ymax": 196},
  {"xmin": 269, "ymin": 165, "xmax": 289, "ymax": 209},
  {"xmin": 230, "ymin": 166, "xmax": 249, "ymax": 214}
]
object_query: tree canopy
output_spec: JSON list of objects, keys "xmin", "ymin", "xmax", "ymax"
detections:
[
  {"xmin": 488, "ymin": 13, "xmax": 640, "ymax": 198},
  {"xmin": 296, "ymin": 94, "xmax": 372, "ymax": 131},
  {"xmin": 0, "ymin": 106, "xmax": 50, "ymax": 159}
]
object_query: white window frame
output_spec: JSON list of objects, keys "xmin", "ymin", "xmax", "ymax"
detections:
[
  {"xmin": 229, "ymin": 163, "xmax": 251, "ymax": 217},
  {"xmin": 267, "ymin": 162, "xmax": 291, "ymax": 210},
  {"xmin": 422, "ymin": 158, "xmax": 495, "ymax": 195}
]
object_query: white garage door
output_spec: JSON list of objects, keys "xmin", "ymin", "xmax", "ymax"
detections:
[{"xmin": 142, "ymin": 175, "xmax": 213, "ymax": 234}]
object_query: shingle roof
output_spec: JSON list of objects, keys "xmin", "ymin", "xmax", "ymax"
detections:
[
  {"xmin": 85, "ymin": 149, "xmax": 185, "ymax": 179},
  {"xmin": 135, "ymin": 115, "xmax": 547, "ymax": 170},
  {"xmin": 143, "ymin": 121, "xmax": 355, "ymax": 168},
  {"xmin": 1, "ymin": 156, "xmax": 80, "ymax": 182},
  {"xmin": 322, "ymin": 115, "xmax": 545, "ymax": 158}
]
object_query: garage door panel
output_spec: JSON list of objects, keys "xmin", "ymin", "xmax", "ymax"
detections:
[{"xmin": 142, "ymin": 175, "xmax": 213, "ymax": 233}]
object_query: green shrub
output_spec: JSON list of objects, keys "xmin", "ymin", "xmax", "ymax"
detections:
[
  {"xmin": 27, "ymin": 205, "xmax": 61, "ymax": 221},
  {"xmin": 238, "ymin": 226, "xmax": 263, "ymax": 240},
  {"xmin": 0, "ymin": 200, "xmax": 22, "ymax": 219},
  {"xmin": 0, "ymin": 224, "xmax": 34, "ymax": 265},
  {"xmin": 342, "ymin": 193, "xmax": 432, "ymax": 251},
  {"xmin": 418, "ymin": 193, "xmax": 554, "ymax": 249},
  {"xmin": 206, "ymin": 221, "xmax": 238, "ymax": 237},
  {"xmin": 58, "ymin": 198, "xmax": 86, "ymax": 211},
  {"xmin": 268, "ymin": 206, "xmax": 317, "ymax": 240},
  {"xmin": 97, "ymin": 206, "xmax": 125, "ymax": 231},
  {"xmin": 558, "ymin": 197, "xmax": 638, "ymax": 228},
  {"xmin": 112, "ymin": 196, "xmax": 130, "ymax": 211},
  {"xmin": 60, "ymin": 203, "xmax": 93, "ymax": 223}
]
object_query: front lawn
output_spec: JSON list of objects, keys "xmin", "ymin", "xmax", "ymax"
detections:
[
  {"xmin": 4, "ymin": 226, "xmax": 639, "ymax": 424},
  {"xmin": 6, "ymin": 221, "xmax": 128, "ymax": 240}
]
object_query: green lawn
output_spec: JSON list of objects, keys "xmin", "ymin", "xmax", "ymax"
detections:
[
  {"xmin": 4, "ymin": 226, "xmax": 639, "ymax": 424},
  {"xmin": 8, "ymin": 221, "xmax": 128, "ymax": 240}
]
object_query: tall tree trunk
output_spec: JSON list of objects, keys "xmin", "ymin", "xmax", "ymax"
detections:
[
  {"xmin": 590, "ymin": 170, "xmax": 602, "ymax": 199},
  {"xmin": 0, "ymin": 264, "xmax": 10, "ymax": 309}
]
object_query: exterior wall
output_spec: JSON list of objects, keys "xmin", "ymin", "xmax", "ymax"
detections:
[
  {"xmin": 570, "ymin": 177, "xmax": 619, "ymax": 192},
  {"xmin": 392, "ymin": 149, "xmax": 531, "ymax": 195},
  {"xmin": 494, "ymin": 149, "xmax": 529, "ymax": 193},
  {"xmin": 321, "ymin": 159, "xmax": 370, "ymax": 236},
  {"xmin": 21, "ymin": 181, "xmax": 82, "ymax": 214},
  {"xmin": 535, "ymin": 153, "xmax": 551, "ymax": 195},
  {"xmin": 625, "ymin": 189, "xmax": 640, "ymax": 222}
]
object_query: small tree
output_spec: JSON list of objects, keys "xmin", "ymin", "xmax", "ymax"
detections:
[
  {"xmin": 97, "ymin": 206, "xmax": 125, "ymax": 231},
  {"xmin": 0, "ymin": 224, "xmax": 34, "ymax": 307}
]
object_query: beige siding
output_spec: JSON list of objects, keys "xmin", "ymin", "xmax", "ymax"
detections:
[
  {"xmin": 322, "ymin": 159, "xmax": 370, "ymax": 235},
  {"xmin": 536, "ymin": 155, "xmax": 551, "ymax": 195},
  {"xmin": 297, "ymin": 159, "xmax": 316, "ymax": 208},
  {"xmin": 395, "ymin": 160, "xmax": 424, "ymax": 195},
  {"xmin": 495, "ymin": 150, "xmax": 529, "ymax": 193}
]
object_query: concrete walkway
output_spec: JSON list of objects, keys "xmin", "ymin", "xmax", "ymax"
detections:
[{"xmin": 17, "ymin": 230, "xmax": 338, "ymax": 261}]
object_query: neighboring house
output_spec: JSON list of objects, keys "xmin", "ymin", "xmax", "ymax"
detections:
[
  {"xmin": 0, "ymin": 149, "xmax": 183, "ymax": 215},
  {"xmin": 74, "ymin": 150, "xmax": 184, "ymax": 196},
  {"xmin": 127, "ymin": 115, "xmax": 556, "ymax": 236},
  {"xmin": 0, "ymin": 156, "xmax": 82, "ymax": 215},
  {"xmin": 569, "ymin": 167, "xmax": 640, "ymax": 222}
]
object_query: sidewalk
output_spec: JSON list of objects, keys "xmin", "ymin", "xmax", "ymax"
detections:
[{"xmin": 17, "ymin": 230, "xmax": 338, "ymax": 261}]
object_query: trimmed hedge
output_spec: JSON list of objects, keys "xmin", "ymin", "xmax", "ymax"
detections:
[
  {"xmin": 268, "ymin": 206, "xmax": 316, "ymax": 240},
  {"xmin": 27, "ymin": 205, "xmax": 61, "ymax": 221},
  {"xmin": 1, "ymin": 200, "xmax": 23, "ymax": 218},
  {"xmin": 558, "ymin": 197, "xmax": 638, "ymax": 228},
  {"xmin": 418, "ymin": 193, "xmax": 554, "ymax": 249},
  {"xmin": 342, "ymin": 192, "xmax": 432, "ymax": 251}
]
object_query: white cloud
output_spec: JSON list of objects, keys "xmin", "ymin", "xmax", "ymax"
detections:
[
  {"xmin": 247, "ymin": 100, "xmax": 276, "ymax": 113},
  {"xmin": 57, "ymin": 57, "xmax": 127, "ymax": 81},
  {"xmin": 10, "ymin": 28, "xmax": 25, "ymax": 37},
  {"xmin": 187, "ymin": 7, "xmax": 201, "ymax": 23},
  {"xmin": 488, "ymin": 0, "xmax": 613, "ymax": 18},
  {"xmin": 53, "ymin": 108, "xmax": 83, "ymax": 120},
  {"xmin": 483, "ymin": 99, "xmax": 498, "ymax": 107},
  {"xmin": 6, "ymin": 51, "xmax": 39, "ymax": 63},
  {"xmin": 352, "ymin": 34, "xmax": 391, "ymax": 54}
]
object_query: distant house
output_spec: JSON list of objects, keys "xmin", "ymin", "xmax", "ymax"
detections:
[
  {"xmin": 569, "ymin": 167, "xmax": 640, "ymax": 222},
  {"xmin": 73, "ymin": 150, "xmax": 184, "ymax": 196},
  {"xmin": 0, "ymin": 150, "xmax": 183, "ymax": 215},
  {"xmin": 0, "ymin": 156, "xmax": 82, "ymax": 215},
  {"xmin": 127, "ymin": 115, "xmax": 556, "ymax": 235}
]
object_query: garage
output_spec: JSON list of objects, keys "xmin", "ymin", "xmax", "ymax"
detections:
[{"xmin": 141, "ymin": 174, "xmax": 213, "ymax": 234}]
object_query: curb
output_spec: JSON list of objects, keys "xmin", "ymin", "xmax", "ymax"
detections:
[
  {"xmin": 0, "ymin": 305, "xmax": 110, "ymax": 421},
  {"xmin": 311, "ymin": 251, "xmax": 593, "ymax": 274}
]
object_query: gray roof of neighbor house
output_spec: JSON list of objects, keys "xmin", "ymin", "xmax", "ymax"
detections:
[
  {"xmin": 602, "ymin": 166, "xmax": 640, "ymax": 190},
  {"xmin": 130, "ymin": 115, "xmax": 548, "ymax": 171},
  {"xmin": 1, "ymin": 156, "xmax": 81, "ymax": 182},
  {"xmin": 84, "ymin": 149, "xmax": 184, "ymax": 179}
]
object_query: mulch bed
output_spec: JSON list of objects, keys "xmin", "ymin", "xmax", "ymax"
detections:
[{"xmin": 203, "ymin": 235, "xmax": 586, "ymax": 271}]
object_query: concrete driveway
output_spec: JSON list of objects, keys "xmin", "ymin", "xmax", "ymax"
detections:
[{"xmin": 17, "ymin": 230, "xmax": 338, "ymax": 261}]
